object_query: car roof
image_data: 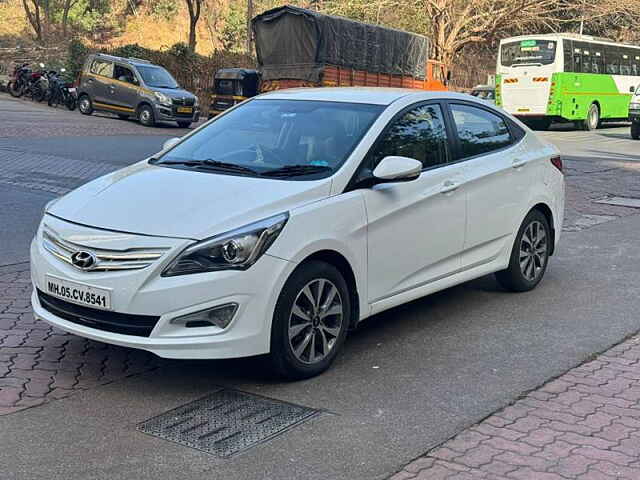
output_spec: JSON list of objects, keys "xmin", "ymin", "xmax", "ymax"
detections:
[
  {"xmin": 257, "ymin": 87, "xmax": 481, "ymax": 106},
  {"xmin": 91, "ymin": 53, "xmax": 156, "ymax": 67}
]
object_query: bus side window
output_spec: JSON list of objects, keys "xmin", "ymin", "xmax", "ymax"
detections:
[
  {"xmin": 573, "ymin": 50, "xmax": 582, "ymax": 73},
  {"xmin": 633, "ymin": 56, "xmax": 640, "ymax": 76},
  {"xmin": 563, "ymin": 39, "xmax": 573, "ymax": 72},
  {"xmin": 605, "ymin": 46, "xmax": 620, "ymax": 74},
  {"xmin": 593, "ymin": 50, "xmax": 603, "ymax": 74}
]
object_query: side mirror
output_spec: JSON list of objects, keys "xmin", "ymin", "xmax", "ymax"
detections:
[
  {"xmin": 162, "ymin": 137, "xmax": 181, "ymax": 151},
  {"xmin": 372, "ymin": 156, "xmax": 422, "ymax": 183},
  {"xmin": 631, "ymin": 86, "xmax": 636, "ymax": 93}
]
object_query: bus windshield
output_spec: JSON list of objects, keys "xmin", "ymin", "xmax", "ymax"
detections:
[{"xmin": 501, "ymin": 40, "xmax": 557, "ymax": 67}]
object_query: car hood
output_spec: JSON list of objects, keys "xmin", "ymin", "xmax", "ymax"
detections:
[
  {"xmin": 48, "ymin": 161, "xmax": 332, "ymax": 240},
  {"xmin": 153, "ymin": 87, "xmax": 196, "ymax": 100}
]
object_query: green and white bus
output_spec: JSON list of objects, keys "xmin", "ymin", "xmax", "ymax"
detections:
[{"xmin": 496, "ymin": 34, "xmax": 640, "ymax": 130}]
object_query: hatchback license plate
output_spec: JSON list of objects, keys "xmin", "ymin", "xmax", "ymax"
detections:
[
  {"xmin": 45, "ymin": 275, "xmax": 112, "ymax": 310},
  {"xmin": 177, "ymin": 106, "xmax": 193, "ymax": 114}
]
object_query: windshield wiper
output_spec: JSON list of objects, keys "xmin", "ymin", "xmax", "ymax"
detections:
[
  {"xmin": 151, "ymin": 158, "xmax": 258, "ymax": 175},
  {"xmin": 261, "ymin": 164, "xmax": 332, "ymax": 178}
]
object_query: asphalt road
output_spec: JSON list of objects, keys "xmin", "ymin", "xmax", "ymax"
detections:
[{"xmin": 1, "ymin": 95, "xmax": 640, "ymax": 480}]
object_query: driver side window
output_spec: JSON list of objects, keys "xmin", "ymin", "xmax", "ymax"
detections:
[{"xmin": 369, "ymin": 104, "xmax": 450, "ymax": 171}]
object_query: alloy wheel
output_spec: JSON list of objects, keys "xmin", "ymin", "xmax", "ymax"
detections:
[
  {"xmin": 519, "ymin": 220, "xmax": 547, "ymax": 282},
  {"xmin": 288, "ymin": 278, "xmax": 344, "ymax": 365},
  {"xmin": 80, "ymin": 97, "xmax": 90, "ymax": 113}
]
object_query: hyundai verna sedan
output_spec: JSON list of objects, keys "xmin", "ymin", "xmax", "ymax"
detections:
[{"xmin": 31, "ymin": 88, "xmax": 564, "ymax": 379}]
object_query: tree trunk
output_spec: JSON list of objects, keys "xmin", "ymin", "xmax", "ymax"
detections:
[
  {"xmin": 22, "ymin": 0, "xmax": 43, "ymax": 43},
  {"xmin": 246, "ymin": 0, "xmax": 254, "ymax": 54},
  {"xmin": 185, "ymin": 0, "xmax": 202, "ymax": 51}
]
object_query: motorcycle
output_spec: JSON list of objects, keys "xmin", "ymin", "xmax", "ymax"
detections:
[
  {"xmin": 8, "ymin": 63, "xmax": 31, "ymax": 98},
  {"xmin": 47, "ymin": 68, "xmax": 77, "ymax": 111},
  {"xmin": 28, "ymin": 63, "xmax": 48, "ymax": 102}
]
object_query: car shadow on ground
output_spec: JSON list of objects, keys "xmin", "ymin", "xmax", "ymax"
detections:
[{"xmin": 151, "ymin": 274, "xmax": 507, "ymax": 386}]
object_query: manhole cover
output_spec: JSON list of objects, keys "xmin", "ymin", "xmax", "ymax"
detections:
[
  {"xmin": 138, "ymin": 388, "xmax": 320, "ymax": 457},
  {"xmin": 594, "ymin": 196, "xmax": 640, "ymax": 208}
]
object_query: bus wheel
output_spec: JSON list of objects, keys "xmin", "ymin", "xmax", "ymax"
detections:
[
  {"xmin": 632, "ymin": 122, "xmax": 640, "ymax": 140},
  {"xmin": 580, "ymin": 103, "xmax": 600, "ymax": 131}
]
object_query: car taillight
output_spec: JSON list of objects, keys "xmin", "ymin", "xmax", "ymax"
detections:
[{"xmin": 550, "ymin": 156, "xmax": 563, "ymax": 173}]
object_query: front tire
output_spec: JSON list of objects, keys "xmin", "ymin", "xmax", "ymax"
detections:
[
  {"xmin": 8, "ymin": 81, "xmax": 23, "ymax": 97},
  {"xmin": 78, "ymin": 95, "xmax": 93, "ymax": 115},
  {"xmin": 496, "ymin": 210, "xmax": 551, "ymax": 292},
  {"xmin": 138, "ymin": 105, "xmax": 155, "ymax": 127},
  {"xmin": 177, "ymin": 121, "xmax": 192, "ymax": 128},
  {"xmin": 632, "ymin": 122, "xmax": 640, "ymax": 140},
  {"xmin": 268, "ymin": 261, "xmax": 351, "ymax": 380}
]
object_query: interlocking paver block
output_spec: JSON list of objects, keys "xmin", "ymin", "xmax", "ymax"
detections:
[
  {"xmin": 391, "ymin": 336, "xmax": 640, "ymax": 480},
  {"xmin": 0, "ymin": 265, "xmax": 161, "ymax": 415}
]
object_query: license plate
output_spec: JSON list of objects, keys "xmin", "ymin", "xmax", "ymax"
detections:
[
  {"xmin": 68, "ymin": 87, "xmax": 76, "ymax": 93},
  {"xmin": 45, "ymin": 275, "xmax": 112, "ymax": 311},
  {"xmin": 177, "ymin": 106, "xmax": 193, "ymax": 114}
]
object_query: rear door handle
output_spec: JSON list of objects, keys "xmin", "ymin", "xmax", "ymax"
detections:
[
  {"xmin": 512, "ymin": 158, "xmax": 527, "ymax": 168},
  {"xmin": 441, "ymin": 180, "xmax": 459, "ymax": 194}
]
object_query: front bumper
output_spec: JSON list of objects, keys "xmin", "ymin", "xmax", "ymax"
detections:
[
  {"xmin": 30, "ymin": 219, "xmax": 294, "ymax": 359},
  {"xmin": 154, "ymin": 103, "xmax": 200, "ymax": 123}
]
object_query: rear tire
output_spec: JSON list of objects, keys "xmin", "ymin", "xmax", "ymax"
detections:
[
  {"xmin": 579, "ymin": 103, "xmax": 599, "ymax": 131},
  {"xmin": 268, "ymin": 261, "xmax": 350, "ymax": 380},
  {"xmin": 78, "ymin": 95, "xmax": 93, "ymax": 115},
  {"xmin": 66, "ymin": 96, "xmax": 77, "ymax": 111},
  {"xmin": 138, "ymin": 105, "xmax": 155, "ymax": 127},
  {"xmin": 496, "ymin": 210, "xmax": 551, "ymax": 292},
  {"xmin": 632, "ymin": 122, "xmax": 640, "ymax": 140}
]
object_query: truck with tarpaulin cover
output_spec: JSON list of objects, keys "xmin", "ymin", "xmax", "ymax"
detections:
[{"xmin": 209, "ymin": 5, "xmax": 448, "ymax": 117}]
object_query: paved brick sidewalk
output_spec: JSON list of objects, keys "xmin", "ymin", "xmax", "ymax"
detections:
[
  {"xmin": 391, "ymin": 337, "xmax": 640, "ymax": 480},
  {"xmin": 0, "ymin": 263, "xmax": 162, "ymax": 415}
]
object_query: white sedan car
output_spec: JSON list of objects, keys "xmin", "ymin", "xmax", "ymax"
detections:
[{"xmin": 31, "ymin": 88, "xmax": 564, "ymax": 379}]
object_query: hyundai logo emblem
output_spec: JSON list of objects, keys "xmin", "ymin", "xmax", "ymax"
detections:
[{"xmin": 71, "ymin": 250, "xmax": 97, "ymax": 270}]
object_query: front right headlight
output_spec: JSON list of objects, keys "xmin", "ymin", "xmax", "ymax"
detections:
[
  {"xmin": 154, "ymin": 91, "xmax": 171, "ymax": 106},
  {"xmin": 162, "ymin": 213, "xmax": 289, "ymax": 276}
]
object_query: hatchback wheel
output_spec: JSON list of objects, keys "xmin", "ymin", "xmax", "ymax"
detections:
[
  {"xmin": 78, "ymin": 95, "xmax": 93, "ymax": 115},
  {"xmin": 269, "ymin": 261, "xmax": 350, "ymax": 379},
  {"xmin": 138, "ymin": 105, "xmax": 155, "ymax": 127},
  {"xmin": 496, "ymin": 210, "xmax": 551, "ymax": 292}
]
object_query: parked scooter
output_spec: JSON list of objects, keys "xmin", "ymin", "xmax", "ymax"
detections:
[{"xmin": 47, "ymin": 68, "xmax": 77, "ymax": 110}]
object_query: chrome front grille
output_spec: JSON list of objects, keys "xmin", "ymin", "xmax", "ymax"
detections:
[{"xmin": 42, "ymin": 228, "xmax": 169, "ymax": 272}]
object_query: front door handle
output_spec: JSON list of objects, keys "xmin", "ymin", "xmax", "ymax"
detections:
[
  {"xmin": 441, "ymin": 180, "xmax": 459, "ymax": 194},
  {"xmin": 512, "ymin": 158, "xmax": 527, "ymax": 168}
]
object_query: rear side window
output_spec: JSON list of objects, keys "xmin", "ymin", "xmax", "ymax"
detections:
[
  {"xmin": 90, "ymin": 60, "xmax": 114, "ymax": 78},
  {"xmin": 450, "ymin": 104, "xmax": 512, "ymax": 158},
  {"xmin": 370, "ymin": 104, "xmax": 450, "ymax": 170}
]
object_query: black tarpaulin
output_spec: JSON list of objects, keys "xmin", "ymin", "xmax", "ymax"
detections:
[{"xmin": 252, "ymin": 5, "xmax": 428, "ymax": 82}]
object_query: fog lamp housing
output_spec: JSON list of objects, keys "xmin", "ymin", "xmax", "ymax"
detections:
[{"xmin": 171, "ymin": 303, "xmax": 238, "ymax": 329}]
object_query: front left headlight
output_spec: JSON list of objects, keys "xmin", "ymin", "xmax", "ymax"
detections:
[
  {"xmin": 154, "ymin": 91, "xmax": 171, "ymax": 106},
  {"xmin": 162, "ymin": 213, "xmax": 289, "ymax": 276}
]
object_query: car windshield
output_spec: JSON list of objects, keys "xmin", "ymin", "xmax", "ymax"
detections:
[
  {"xmin": 501, "ymin": 40, "xmax": 557, "ymax": 67},
  {"xmin": 136, "ymin": 65, "xmax": 179, "ymax": 88},
  {"xmin": 155, "ymin": 99, "xmax": 384, "ymax": 179}
]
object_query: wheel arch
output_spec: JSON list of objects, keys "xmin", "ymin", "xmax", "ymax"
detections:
[
  {"xmin": 296, "ymin": 250, "xmax": 360, "ymax": 329},
  {"xmin": 531, "ymin": 202, "xmax": 556, "ymax": 256},
  {"xmin": 136, "ymin": 100, "xmax": 154, "ymax": 115}
]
